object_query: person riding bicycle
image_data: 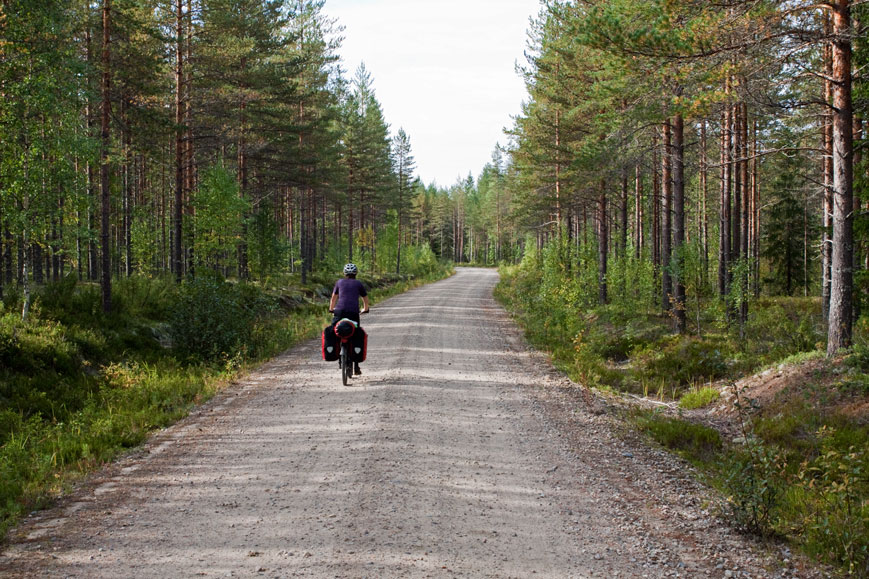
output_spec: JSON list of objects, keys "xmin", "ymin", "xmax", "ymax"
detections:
[{"xmin": 329, "ymin": 263, "xmax": 369, "ymax": 375}]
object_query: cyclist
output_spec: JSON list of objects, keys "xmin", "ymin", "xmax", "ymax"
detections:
[{"xmin": 329, "ymin": 263, "xmax": 369, "ymax": 375}]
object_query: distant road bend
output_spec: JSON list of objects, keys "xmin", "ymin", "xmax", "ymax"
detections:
[{"xmin": 2, "ymin": 268, "xmax": 806, "ymax": 577}]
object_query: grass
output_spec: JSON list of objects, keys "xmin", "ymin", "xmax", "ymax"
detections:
[
  {"xmin": 679, "ymin": 386, "xmax": 721, "ymax": 409},
  {"xmin": 636, "ymin": 412, "xmax": 723, "ymax": 466},
  {"xmin": 0, "ymin": 265, "xmax": 452, "ymax": 541}
]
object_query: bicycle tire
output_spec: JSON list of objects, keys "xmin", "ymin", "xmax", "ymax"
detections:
[{"xmin": 341, "ymin": 345, "xmax": 350, "ymax": 386}]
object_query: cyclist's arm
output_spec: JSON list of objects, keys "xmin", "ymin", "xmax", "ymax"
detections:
[
  {"xmin": 361, "ymin": 296, "xmax": 370, "ymax": 313},
  {"xmin": 329, "ymin": 292, "xmax": 338, "ymax": 312}
]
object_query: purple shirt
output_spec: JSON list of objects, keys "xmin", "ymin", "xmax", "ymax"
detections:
[{"xmin": 332, "ymin": 278, "xmax": 367, "ymax": 313}]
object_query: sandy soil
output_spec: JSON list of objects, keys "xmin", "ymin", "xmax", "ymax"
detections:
[{"xmin": 0, "ymin": 268, "xmax": 822, "ymax": 578}]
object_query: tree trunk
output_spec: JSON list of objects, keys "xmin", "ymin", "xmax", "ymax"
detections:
[
  {"xmin": 173, "ymin": 0, "xmax": 184, "ymax": 283},
  {"xmin": 661, "ymin": 120, "xmax": 672, "ymax": 312},
  {"xmin": 672, "ymin": 115, "xmax": 686, "ymax": 332},
  {"xmin": 740, "ymin": 104, "xmax": 750, "ymax": 329},
  {"xmin": 719, "ymin": 103, "xmax": 732, "ymax": 301},
  {"xmin": 598, "ymin": 181, "xmax": 608, "ymax": 305},
  {"xmin": 827, "ymin": 0, "xmax": 855, "ymax": 356},
  {"xmin": 652, "ymin": 131, "xmax": 660, "ymax": 272},
  {"xmin": 122, "ymin": 99, "xmax": 132, "ymax": 277},
  {"xmin": 620, "ymin": 167, "xmax": 628, "ymax": 257},
  {"xmin": 100, "ymin": 0, "xmax": 112, "ymax": 314},
  {"xmin": 822, "ymin": 20, "xmax": 834, "ymax": 322},
  {"xmin": 700, "ymin": 120, "xmax": 709, "ymax": 283}
]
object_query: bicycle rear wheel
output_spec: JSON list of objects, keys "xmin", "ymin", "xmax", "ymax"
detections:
[{"xmin": 341, "ymin": 346, "xmax": 351, "ymax": 385}]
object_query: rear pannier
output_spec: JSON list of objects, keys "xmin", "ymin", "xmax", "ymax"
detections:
[
  {"xmin": 349, "ymin": 327, "xmax": 367, "ymax": 362},
  {"xmin": 321, "ymin": 324, "xmax": 339, "ymax": 361}
]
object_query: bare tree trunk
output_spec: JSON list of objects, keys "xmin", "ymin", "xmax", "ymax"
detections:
[
  {"xmin": 751, "ymin": 118, "xmax": 760, "ymax": 297},
  {"xmin": 598, "ymin": 180, "xmax": 608, "ymax": 305},
  {"xmin": 822, "ymin": 20, "xmax": 834, "ymax": 322},
  {"xmin": 122, "ymin": 99, "xmax": 132, "ymax": 277},
  {"xmin": 827, "ymin": 0, "xmax": 855, "ymax": 355},
  {"xmin": 100, "ymin": 0, "xmax": 112, "ymax": 314},
  {"xmin": 661, "ymin": 120, "xmax": 672, "ymax": 312},
  {"xmin": 740, "ymin": 104, "xmax": 750, "ymax": 328},
  {"xmin": 672, "ymin": 115, "xmax": 686, "ymax": 332},
  {"xmin": 184, "ymin": 0, "xmax": 195, "ymax": 277},
  {"xmin": 634, "ymin": 164, "xmax": 644, "ymax": 260},
  {"xmin": 620, "ymin": 167, "xmax": 628, "ymax": 258},
  {"xmin": 719, "ymin": 101, "xmax": 732, "ymax": 302},
  {"xmin": 173, "ymin": 0, "xmax": 184, "ymax": 282},
  {"xmin": 700, "ymin": 120, "xmax": 709, "ymax": 284},
  {"xmin": 652, "ymin": 131, "xmax": 660, "ymax": 273}
]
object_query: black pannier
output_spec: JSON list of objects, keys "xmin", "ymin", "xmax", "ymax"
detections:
[
  {"xmin": 321, "ymin": 325, "xmax": 339, "ymax": 361},
  {"xmin": 348, "ymin": 327, "xmax": 367, "ymax": 363}
]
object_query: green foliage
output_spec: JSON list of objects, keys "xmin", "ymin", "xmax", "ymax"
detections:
[
  {"xmin": 640, "ymin": 336, "xmax": 730, "ymax": 387},
  {"xmin": 795, "ymin": 428, "xmax": 869, "ymax": 574},
  {"xmin": 743, "ymin": 300, "xmax": 823, "ymax": 362},
  {"xmin": 637, "ymin": 413, "xmax": 722, "ymax": 464},
  {"xmin": 679, "ymin": 386, "xmax": 720, "ymax": 409},
  {"xmin": 723, "ymin": 440, "xmax": 787, "ymax": 537},
  {"xmin": 762, "ymin": 162, "xmax": 813, "ymax": 296},
  {"xmin": 0, "ymin": 312, "xmax": 100, "ymax": 422},
  {"xmin": 248, "ymin": 205, "xmax": 289, "ymax": 281},
  {"xmin": 168, "ymin": 276, "xmax": 275, "ymax": 362},
  {"xmin": 191, "ymin": 165, "xmax": 250, "ymax": 275}
]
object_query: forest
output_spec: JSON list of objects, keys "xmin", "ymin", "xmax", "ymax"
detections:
[
  {"xmin": 6, "ymin": 0, "xmax": 864, "ymax": 348},
  {"xmin": 1, "ymin": 0, "xmax": 869, "ymax": 573}
]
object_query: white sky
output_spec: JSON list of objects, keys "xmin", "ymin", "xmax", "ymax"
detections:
[{"xmin": 325, "ymin": 0, "xmax": 541, "ymax": 188}]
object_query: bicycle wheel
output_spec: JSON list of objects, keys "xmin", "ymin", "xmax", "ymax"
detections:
[{"xmin": 341, "ymin": 345, "xmax": 350, "ymax": 386}]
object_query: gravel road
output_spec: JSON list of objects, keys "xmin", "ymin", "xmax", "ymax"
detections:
[{"xmin": 1, "ymin": 268, "xmax": 820, "ymax": 578}]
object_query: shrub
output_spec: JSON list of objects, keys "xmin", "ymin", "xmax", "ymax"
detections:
[
  {"xmin": 745, "ymin": 301, "xmax": 822, "ymax": 362},
  {"xmin": 639, "ymin": 336, "xmax": 729, "ymax": 389},
  {"xmin": 723, "ymin": 440, "xmax": 787, "ymax": 537},
  {"xmin": 795, "ymin": 428, "xmax": 869, "ymax": 574},
  {"xmin": 168, "ymin": 276, "xmax": 275, "ymax": 361}
]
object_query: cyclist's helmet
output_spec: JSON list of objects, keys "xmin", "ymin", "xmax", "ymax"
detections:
[{"xmin": 343, "ymin": 263, "xmax": 358, "ymax": 275}]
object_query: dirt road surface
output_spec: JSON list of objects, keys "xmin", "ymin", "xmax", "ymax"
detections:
[{"xmin": 1, "ymin": 268, "xmax": 814, "ymax": 578}]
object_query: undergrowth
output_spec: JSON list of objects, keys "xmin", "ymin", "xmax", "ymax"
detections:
[{"xmin": 496, "ymin": 254, "xmax": 867, "ymax": 575}]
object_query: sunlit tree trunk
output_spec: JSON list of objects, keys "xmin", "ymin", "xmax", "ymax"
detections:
[
  {"xmin": 827, "ymin": 0, "xmax": 855, "ymax": 356},
  {"xmin": 822, "ymin": 17, "xmax": 834, "ymax": 322}
]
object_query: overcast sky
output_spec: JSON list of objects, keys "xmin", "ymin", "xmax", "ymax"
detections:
[{"xmin": 325, "ymin": 0, "xmax": 541, "ymax": 188}]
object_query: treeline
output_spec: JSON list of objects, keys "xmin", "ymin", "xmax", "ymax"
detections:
[
  {"xmin": 0, "ymin": 0, "xmax": 464, "ymax": 317},
  {"xmin": 451, "ymin": 0, "xmax": 869, "ymax": 357}
]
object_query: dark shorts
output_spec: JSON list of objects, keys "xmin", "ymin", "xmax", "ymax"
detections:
[{"xmin": 331, "ymin": 309, "xmax": 360, "ymax": 326}]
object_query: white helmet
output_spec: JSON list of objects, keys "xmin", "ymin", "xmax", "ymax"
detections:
[{"xmin": 343, "ymin": 263, "xmax": 358, "ymax": 275}]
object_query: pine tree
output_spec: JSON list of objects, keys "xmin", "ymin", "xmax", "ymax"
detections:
[{"xmin": 391, "ymin": 128, "xmax": 415, "ymax": 274}]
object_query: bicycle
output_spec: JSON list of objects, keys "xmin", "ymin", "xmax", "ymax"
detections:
[{"xmin": 331, "ymin": 311, "xmax": 367, "ymax": 386}]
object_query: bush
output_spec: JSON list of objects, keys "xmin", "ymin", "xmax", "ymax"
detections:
[
  {"xmin": 639, "ymin": 336, "xmax": 730, "ymax": 388},
  {"xmin": 745, "ymin": 301, "xmax": 822, "ymax": 362},
  {"xmin": 168, "ymin": 276, "xmax": 275, "ymax": 361},
  {"xmin": 723, "ymin": 440, "xmax": 787, "ymax": 537},
  {"xmin": 795, "ymin": 428, "xmax": 869, "ymax": 574}
]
